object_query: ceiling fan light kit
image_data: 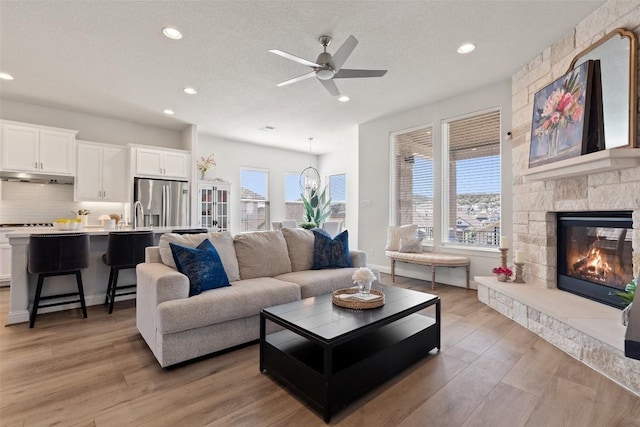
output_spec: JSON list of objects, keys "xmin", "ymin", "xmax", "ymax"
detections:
[{"xmin": 270, "ymin": 34, "xmax": 387, "ymax": 96}]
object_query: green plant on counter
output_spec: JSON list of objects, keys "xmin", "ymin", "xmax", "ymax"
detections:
[{"xmin": 301, "ymin": 186, "xmax": 331, "ymax": 228}]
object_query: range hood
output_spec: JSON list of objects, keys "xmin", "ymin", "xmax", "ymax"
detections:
[{"xmin": 0, "ymin": 171, "xmax": 74, "ymax": 185}]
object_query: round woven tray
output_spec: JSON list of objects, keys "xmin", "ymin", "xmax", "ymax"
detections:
[{"xmin": 332, "ymin": 288, "xmax": 385, "ymax": 310}]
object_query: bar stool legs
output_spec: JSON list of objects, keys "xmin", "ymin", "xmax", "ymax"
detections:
[{"xmin": 29, "ymin": 270, "xmax": 88, "ymax": 328}]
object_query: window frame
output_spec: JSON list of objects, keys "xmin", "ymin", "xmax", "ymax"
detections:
[
  {"xmin": 327, "ymin": 172, "xmax": 347, "ymax": 223},
  {"xmin": 389, "ymin": 123, "xmax": 436, "ymax": 244},
  {"xmin": 440, "ymin": 107, "xmax": 502, "ymax": 250},
  {"xmin": 240, "ymin": 167, "xmax": 270, "ymax": 231}
]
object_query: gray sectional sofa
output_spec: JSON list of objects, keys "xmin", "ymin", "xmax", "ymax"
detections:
[{"xmin": 136, "ymin": 228, "xmax": 367, "ymax": 367}]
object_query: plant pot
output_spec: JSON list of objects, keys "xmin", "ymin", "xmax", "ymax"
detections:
[{"xmin": 496, "ymin": 274, "xmax": 508, "ymax": 282}]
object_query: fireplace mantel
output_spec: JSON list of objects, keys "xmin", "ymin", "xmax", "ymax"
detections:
[{"xmin": 524, "ymin": 148, "xmax": 640, "ymax": 182}]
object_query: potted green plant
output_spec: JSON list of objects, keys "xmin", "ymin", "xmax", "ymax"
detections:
[{"xmin": 301, "ymin": 186, "xmax": 331, "ymax": 228}]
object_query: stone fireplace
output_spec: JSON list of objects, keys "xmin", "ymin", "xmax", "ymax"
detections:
[{"xmin": 478, "ymin": 1, "xmax": 640, "ymax": 396}]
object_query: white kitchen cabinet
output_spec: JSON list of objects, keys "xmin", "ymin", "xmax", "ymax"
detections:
[
  {"xmin": 197, "ymin": 180, "xmax": 230, "ymax": 231},
  {"xmin": 76, "ymin": 141, "xmax": 127, "ymax": 202},
  {"xmin": 133, "ymin": 147, "xmax": 189, "ymax": 179},
  {"xmin": 0, "ymin": 121, "xmax": 76, "ymax": 175}
]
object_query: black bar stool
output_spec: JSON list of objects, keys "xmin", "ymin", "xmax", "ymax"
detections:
[
  {"xmin": 28, "ymin": 233, "xmax": 90, "ymax": 328},
  {"xmin": 171, "ymin": 228, "xmax": 208, "ymax": 234},
  {"xmin": 103, "ymin": 231, "xmax": 154, "ymax": 314}
]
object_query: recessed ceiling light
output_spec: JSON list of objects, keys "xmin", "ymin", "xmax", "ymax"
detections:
[
  {"xmin": 183, "ymin": 87, "xmax": 197, "ymax": 95},
  {"xmin": 163, "ymin": 27, "xmax": 182, "ymax": 40},
  {"xmin": 457, "ymin": 43, "xmax": 476, "ymax": 54},
  {"xmin": 163, "ymin": 109, "xmax": 175, "ymax": 115},
  {"xmin": 0, "ymin": 72, "xmax": 14, "ymax": 80},
  {"xmin": 338, "ymin": 95, "xmax": 350, "ymax": 102},
  {"xmin": 260, "ymin": 126, "xmax": 276, "ymax": 132}
]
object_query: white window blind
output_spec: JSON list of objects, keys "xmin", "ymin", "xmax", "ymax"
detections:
[
  {"xmin": 393, "ymin": 125, "xmax": 434, "ymax": 240},
  {"xmin": 443, "ymin": 110, "xmax": 501, "ymax": 246},
  {"xmin": 328, "ymin": 173, "xmax": 346, "ymax": 222},
  {"xmin": 240, "ymin": 168, "xmax": 270, "ymax": 231}
]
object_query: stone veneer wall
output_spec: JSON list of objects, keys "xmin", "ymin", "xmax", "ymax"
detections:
[{"xmin": 510, "ymin": 1, "xmax": 640, "ymax": 287}]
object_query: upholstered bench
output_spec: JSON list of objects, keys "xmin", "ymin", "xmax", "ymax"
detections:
[
  {"xmin": 385, "ymin": 250, "xmax": 470, "ymax": 290},
  {"xmin": 385, "ymin": 224, "xmax": 470, "ymax": 290}
]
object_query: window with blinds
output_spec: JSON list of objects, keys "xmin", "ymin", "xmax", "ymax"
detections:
[
  {"xmin": 240, "ymin": 168, "xmax": 270, "ymax": 231},
  {"xmin": 328, "ymin": 173, "xmax": 346, "ymax": 222},
  {"xmin": 443, "ymin": 109, "xmax": 501, "ymax": 246},
  {"xmin": 393, "ymin": 125, "xmax": 434, "ymax": 240},
  {"xmin": 284, "ymin": 172, "xmax": 304, "ymax": 221}
]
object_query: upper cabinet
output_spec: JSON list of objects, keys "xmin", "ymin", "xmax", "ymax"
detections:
[
  {"xmin": 75, "ymin": 140, "xmax": 128, "ymax": 202},
  {"xmin": 0, "ymin": 121, "xmax": 77, "ymax": 175},
  {"xmin": 132, "ymin": 146, "xmax": 190, "ymax": 179}
]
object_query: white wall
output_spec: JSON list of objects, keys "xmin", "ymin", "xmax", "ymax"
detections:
[
  {"xmin": 197, "ymin": 134, "xmax": 318, "ymax": 236},
  {"xmin": 358, "ymin": 80, "xmax": 513, "ymax": 287},
  {"xmin": 0, "ymin": 99, "xmax": 183, "ymax": 148},
  {"xmin": 319, "ymin": 136, "xmax": 359, "ymax": 249}
]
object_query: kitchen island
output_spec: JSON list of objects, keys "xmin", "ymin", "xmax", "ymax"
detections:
[{"xmin": 5, "ymin": 226, "xmax": 199, "ymax": 325}]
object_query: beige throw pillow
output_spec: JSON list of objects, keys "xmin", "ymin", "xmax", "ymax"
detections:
[
  {"xmin": 234, "ymin": 231, "xmax": 292, "ymax": 280},
  {"xmin": 158, "ymin": 231, "xmax": 241, "ymax": 282},
  {"xmin": 385, "ymin": 224, "xmax": 418, "ymax": 251},
  {"xmin": 399, "ymin": 237, "xmax": 423, "ymax": 253},
  {"xmin": 281, "ymin": 227, "xmax": 315, "ymax": 271}
]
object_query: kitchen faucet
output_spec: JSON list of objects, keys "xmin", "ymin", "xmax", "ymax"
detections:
[{"xmin": 133, "ymin": 201, "xmax": 144, "ymax": 229}]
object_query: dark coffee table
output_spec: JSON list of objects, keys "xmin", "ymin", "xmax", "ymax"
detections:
[{"xmin": 259, "ymin": 284, "xmax": 440, "ymax": 422}]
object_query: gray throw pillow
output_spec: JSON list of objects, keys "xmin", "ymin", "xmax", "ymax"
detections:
[{"xmin": 399, "ymin": 237, "xmax": 423, "ymax": 253}]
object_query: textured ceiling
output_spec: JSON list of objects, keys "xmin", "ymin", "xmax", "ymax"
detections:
[{"xmin": 0, "ymin": 1, "xmax": 604, "ymax": 154}]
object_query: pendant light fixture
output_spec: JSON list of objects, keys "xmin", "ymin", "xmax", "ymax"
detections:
[{"xmin": 299, "ymin": 137, "xmax": 320, "ymax": 196}]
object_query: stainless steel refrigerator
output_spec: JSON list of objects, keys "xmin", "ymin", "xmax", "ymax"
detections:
[{"xmin": 133, "ymin": 178, "xmax": 190, "ymax": 227}]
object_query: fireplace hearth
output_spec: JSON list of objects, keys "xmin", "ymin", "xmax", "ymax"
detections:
[{"xmin": 557, "ymin": 211, "xmax": 633, "ymax": 308}]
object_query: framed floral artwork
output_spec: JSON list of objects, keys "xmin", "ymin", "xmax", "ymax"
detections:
[{"xmin": 529, "ymin": 60, "xmax": 603, "ymax": 167}]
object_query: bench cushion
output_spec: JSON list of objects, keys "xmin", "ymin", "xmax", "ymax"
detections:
[{"xmin": 385, "ymin": 250, "xmax": 470, "ymax": 266}]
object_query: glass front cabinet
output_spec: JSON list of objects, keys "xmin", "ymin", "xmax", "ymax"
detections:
[{"xmin": 197, "ymin": 180, "xmax": 230, "ymax": 232}]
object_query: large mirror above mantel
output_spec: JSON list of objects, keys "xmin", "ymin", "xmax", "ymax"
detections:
[{"xmin": 569, "ymin": 27, "xmax": 638, "ymax": 149}]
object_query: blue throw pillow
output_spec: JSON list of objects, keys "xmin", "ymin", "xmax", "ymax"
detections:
[
  {"xmin": 170, "ymin": 239, "xmax": 230, "ymax": 296},
  {"xmin": 312, "ymin": 229, "xmax": 352, "ymax": 269}
]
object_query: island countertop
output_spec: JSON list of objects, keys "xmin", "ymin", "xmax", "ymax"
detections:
[
  {"xmin": 5, "ymin": 226, "xmax": 212, "ymax": 325},
  {"xmin": 6, "ymin": 225, "xmax": 204, "ymax": 239}
]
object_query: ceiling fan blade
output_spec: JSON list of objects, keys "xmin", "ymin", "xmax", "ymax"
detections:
[
  {"xmin": 319, "ymin": 79, "xmax": 340, "ymax": 96},
  {"xmin": 269, "ymin": 49, "xmax": 320, "ymax": 68},
  {"xmin": 330, "ymin": 35, "xmax": 358, "ymax": 71},
  {"xmin": 333, "ymin": 69, "xmax": 388, "ymax": 79},
  {"xmin": 276, "ymin": 71, "xmax": 316, "ymax": 87}
]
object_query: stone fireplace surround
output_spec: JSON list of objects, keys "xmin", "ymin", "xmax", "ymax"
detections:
[{"xmin": 478, "ymin": 2, "xmax": 640, "ymax": 397}]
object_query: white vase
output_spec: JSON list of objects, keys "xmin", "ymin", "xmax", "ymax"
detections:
[
  {"xmin": 622, "ymin": 303, "xmax": 632, "ymax": 326},
  {"xmin": 496, "ymin": 274, "xmax": 507, "ymax": 282},
  {"xmin": 76, "ymin": 214, "xmax": 88, "ymax": 228}
]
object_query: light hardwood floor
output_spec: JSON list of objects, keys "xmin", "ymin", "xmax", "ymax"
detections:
[{"xmin": 1, "ymin": 274, "xmax": 639, "ymax": 426}]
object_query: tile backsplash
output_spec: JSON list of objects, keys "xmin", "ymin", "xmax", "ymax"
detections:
[{"xmin": 0, "ymin": 181, "xmax": 127, "ymax": 225}]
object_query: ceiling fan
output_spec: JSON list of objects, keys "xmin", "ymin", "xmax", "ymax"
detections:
[{"xmin": 269, "ymin": 35, "xmax": 387, "ymax": 96}]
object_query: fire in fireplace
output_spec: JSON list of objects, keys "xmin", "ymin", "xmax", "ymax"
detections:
[{"xmin": 557, "ymin": 211, "xmax": 633, "ymax": 308}]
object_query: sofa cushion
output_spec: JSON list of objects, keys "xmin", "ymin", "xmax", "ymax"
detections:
[
  {"xmin": 312, "ymin": 229, "xmax": 352, "ymax": 269},
  {"xmin": 385, "ymin": 224, "xmax": 418, "ymax": 251},
  {"xmin": 170, "ymin": 239, "xmax": 230, "ymax": 296},
  {"xmin": 159, "ymin": 232, "xmax": 240, "ymax": 281},
  {"xmin": 281, "ymin": 227, "xmax": 314, "ymax": 271},
  {"xmin": 157, "ymin": 277, "xmax": 301, "ymax": 334},
  {"xmin": 275, "ymin": 268, "xmax": 361, "ymax": 299},
  {"xmin": 234, "ymin": 231, "xmax": 292, "ymax": 279}
]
